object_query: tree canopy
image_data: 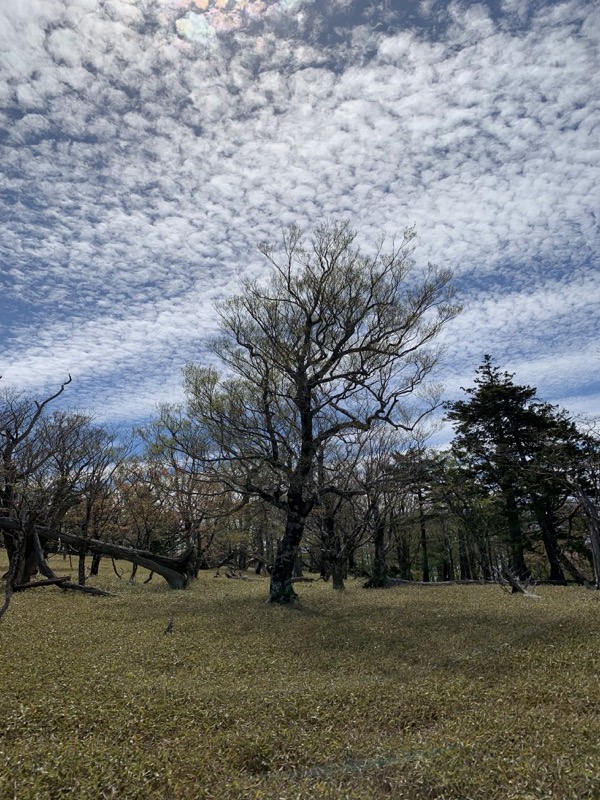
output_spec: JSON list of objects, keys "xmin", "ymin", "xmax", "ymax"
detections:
[{"xmin": 173, "ymin": 220, "xmax": 460, "ymax": 601}]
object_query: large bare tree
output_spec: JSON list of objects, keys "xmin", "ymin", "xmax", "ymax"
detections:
[{"xmin": 180, "ymin": 221, "xmax": 460, "ymax": 602}]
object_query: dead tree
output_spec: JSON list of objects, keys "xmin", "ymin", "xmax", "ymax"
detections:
[
  {"xmin": 1, "ymin": 518, "xmax": 194, "ymax": 624},
  {"xmin": 1, "ymin": 378, "xmax": 71, "ymax": 617}
]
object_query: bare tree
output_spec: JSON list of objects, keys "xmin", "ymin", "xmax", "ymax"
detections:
[
  {"xmin": 0, "ymin": 378, "xmax": 71, "ymax": 618},
  {"xmin": 179, "ymin": 220, "xmax": 459, "ymax": 603}
]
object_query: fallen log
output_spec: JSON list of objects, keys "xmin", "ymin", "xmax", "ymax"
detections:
[
  {"xmin": 0, "ymin": 518, "xmax": 195, "ymax": 590},
  {"xmin": 385, "ymin": 578, "xmax": 497, "ymax": 587}
]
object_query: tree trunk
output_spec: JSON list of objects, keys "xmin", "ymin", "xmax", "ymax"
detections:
[
  {"xmin": 330, "ymin": 523, "xmax": 346, "ymax": 591},
  {"xmin": 90, "ymin": 553, "xmax": 102, "ymax": 576},
  {"xmin": 268, "ymin": 504, "xmax": 306, "ymax": 603},
  {"xmin": 588, "ymin": 515, "xmax": 600, "ymax": 590},
  {"xmin": 395, "ymin": 530, "xmax": 413, "ymax": 581},
  {"xmin": 473, "ymin": 529, "xmax": 492, "ymax": 580},
  {"xmin": 458, "ymin": 529, "xmax": 472, "ymax": 580},
  {"xmin": 574, "ymin": 491, "xmax": 600, "ymax": 589},
  {"xmin": 504, "ymin": 490, "xmax": 530, "ymax": 580},
  {"xmin": 510, "ymin": 542, "xmax": 530, "ymax": 581},
  {"xmin": 532, "ymin": 501, "xmax": 567, "ymax": 584},
  {"xmin": 348, "ymin": 549, "xmax": 356, "ymax": 575},
  {"xmin": 2, "ymin": 524, "xmax": 38, "ymax": 587},
  {"xmin": 440, "ymin": 557, "xmax": 452, "ymax": 582},
  {"xmin": 332, "ymin": 557, "xmax": 346, "ymax": 591},
  {"xmin": 293, "ymin": 549, "xmax": 303, "ymax": 578},
  {"xmin": 320, "ymin": 515, "xmax": 335, "ymax": 582},
  {"xmin": 78, "ymin": 548, "xmax": 86, "ymax": 586},
  {"xmin": 418, "ymin": 488, "xmax": 430, "ymax": 582},
  {"xmin": 540, "ymin": 526, "xmax": 567, "ymax": 584},
  {"xmin": 364, "ymin": 516, "xmax": 388, "ymax": 588}
]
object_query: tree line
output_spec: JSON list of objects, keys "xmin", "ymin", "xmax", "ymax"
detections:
[{"xmin": 1, "ymin": 221, "xmax": 599, "ymax": 614}]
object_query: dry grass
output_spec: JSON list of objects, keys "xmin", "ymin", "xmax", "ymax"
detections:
[{"xmin": 1, "ymin": 554, "xmax": 600, "ymax": 799}]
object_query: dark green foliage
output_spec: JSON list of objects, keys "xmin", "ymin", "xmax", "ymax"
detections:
[{"xmin": 447, "ymin": 356, "xmax": 589, "ymax": 581}]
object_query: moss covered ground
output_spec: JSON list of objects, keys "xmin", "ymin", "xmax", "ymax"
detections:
[{"xmin": 1, "ymin": 556, "xmax": 600, "ymax": 799}]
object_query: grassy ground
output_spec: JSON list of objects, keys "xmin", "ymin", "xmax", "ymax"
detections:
[{"xmin": 1, "ymin": 556, "xmax": 600, "ymax": 799}]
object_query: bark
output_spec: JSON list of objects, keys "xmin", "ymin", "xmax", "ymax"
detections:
[
  {"xmin": 364, "ymin": 516, "xmax": 389, "ymax": 588},
  {"xmin": 293, "ymin": 549, "xmax": 304, "ymax": 578},
  {"xmin": 268, "ymin": 381, "xmax": 314, "ymax": 604},
  {"xmin": 458, "ymin": 529, "xmax": 473, "ymax": 580},
  {"xmin": 250, "ymin": 553, "xmax": 271, "ymax": 575},
  {"xmin": 319, "ymin": 514, "xmax": 347, "ymax": 589},
  {"xmin": 90, "ymin": 553, "xmax": 102, "ymax": 576},
  {"xmin": 78, "ymin": 548, "xmax": 86, "ymax": 586},
  {"xmin": 347, "ymin": 550, "xmax": 356, "ymax": 574},
  {"xmin": 319, "ymin": 515, "xmax": 335, "ymax": 581},
  {"xmin": 1, "ymin": 522, "xmax": 40, "ymax": 621},
  {"xmin": 394, "ymin": 528, "xmax": 413, "ymax": 581},
  {"xmin": 440, "ymin": 557, "xmax": 452, "ymax": 582},
  {"xmin": 268, "ymin": 504, "xmax": 306, "ymax": 603},
  {"xmin": 237, "ymin": 547, "xmax": 248, "ymax": 571},
  {"xmin": 476, "ymin": 534, "xmax": 493, "ymax": 581},
  {"xmin": 575, "ymin": 492, "xmax": 600, "ymax": 589},
  {"xmin": 417, "ymin": 487, "xmax": 430, "ymax": 582},
  {"xmin": 504, "ymin": 491, "xmax": 530, "ymax": 580},
  {"xmin": 331, "ymin": 558, "xmax": 346, "ymax": 591},
  {"xmin": 532, "ymin": 502, "xmax": 567, "ymax": 584},
  {"xmin": 253, "ymin": 527, "xmax": 265, "ymax": 574}
]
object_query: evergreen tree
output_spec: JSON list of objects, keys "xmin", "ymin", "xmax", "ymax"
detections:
[{"xmin": 447, "ymin": 356, "xmax": 582, "ymax": 581}]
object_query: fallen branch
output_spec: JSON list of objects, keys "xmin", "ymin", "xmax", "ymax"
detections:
[
  {"xmin": 57, "ymin": 582, "xmax": 114, "ymax": 597},
  {"xmin": 14, "ymin": 576, "xmax": 71, "ymax": 591},
  {"xmin": 223, "ymin": 568, "xmax": 265, "ymax": 581},
  {"xmin": 225, "ymin": 569, "xmax": 250, "ymax": 580},
  {"xmin": 557, "ymin": 551, "xmax": 594, "ymax": 589},
  {"xmin": 501, "ymin": 568, "xmax": 539, "ymax": 597}
]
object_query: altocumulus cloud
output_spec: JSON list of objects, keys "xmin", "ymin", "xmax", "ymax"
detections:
[{"xmin": 0, "ymin": 0, "xmax": 598, "ymax": 424}]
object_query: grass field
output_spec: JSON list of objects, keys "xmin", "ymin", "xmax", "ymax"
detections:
[{"xmin": 1, "ymin": 556, "xmax": 600, "ymax": 799}]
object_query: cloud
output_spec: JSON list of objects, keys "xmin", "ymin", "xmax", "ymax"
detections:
[{"xmin": 0, "ymin": 0, "xmax": 598, "ymax": 425}]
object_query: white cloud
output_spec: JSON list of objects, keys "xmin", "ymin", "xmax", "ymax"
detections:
[{"xmin": 0, "ymin": 0, "xmax": 598, "ymax": 424}]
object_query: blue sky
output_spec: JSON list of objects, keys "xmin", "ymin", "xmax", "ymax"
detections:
[{"xmin": 1, "ymin": 0, "xmax": 598, "ymax": 433}]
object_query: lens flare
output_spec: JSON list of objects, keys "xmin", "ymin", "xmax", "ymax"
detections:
[
  {"xmin": 168, "ymin": 0, "xmax": 303, "ymax": 48},
  {"xmin": 175, "ymin": 11, "xmax": 219, "ymax": 46}
]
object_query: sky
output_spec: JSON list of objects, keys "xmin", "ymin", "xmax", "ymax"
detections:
[{"xmin": 1, "ymin": 0, "xmax": 598, "ymax": 437}]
